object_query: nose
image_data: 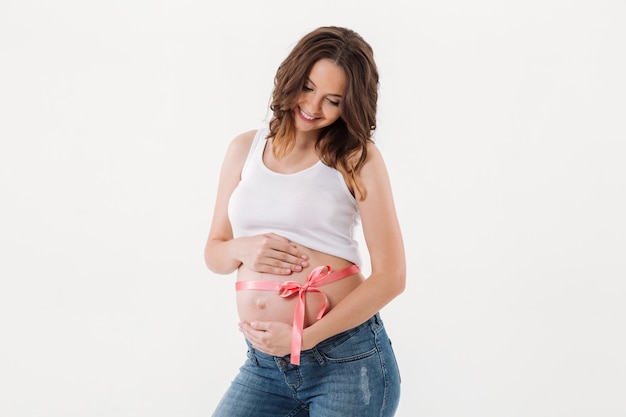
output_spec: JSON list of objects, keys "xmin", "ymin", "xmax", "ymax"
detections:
[{"xmin": 308, "ymin": 93, "xmax": 324, "ymax": 114}]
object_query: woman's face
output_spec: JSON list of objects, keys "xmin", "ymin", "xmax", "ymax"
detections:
[{"xmin": 294, "ymin": 58, "xmax": 347, "ymax": 133}]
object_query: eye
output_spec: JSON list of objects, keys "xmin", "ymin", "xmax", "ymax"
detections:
[
  {"xmin": 303, "ymin": 85, "xmax": 313, "ymax": 92},
  {"xmin": 327, "ymin": 98, "xmax": 340, "ymax": 106}
]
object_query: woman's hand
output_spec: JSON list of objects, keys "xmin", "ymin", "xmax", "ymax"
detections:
[
  {"xmin": 238, "ymin": 233, "xmax": 308, "ymax": 275},
  {"xmin": 239, "ymin": 320, "xmax": 293, "ymax": 357}
]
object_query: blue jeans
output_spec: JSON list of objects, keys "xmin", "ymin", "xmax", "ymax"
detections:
[{"xmin": 212, "ymin": 313, "xmax": 401, "ymax": 417}]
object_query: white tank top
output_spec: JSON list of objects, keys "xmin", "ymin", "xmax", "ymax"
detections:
[{"xmin": 228, "ymin": 128, "xmax": 362, "ymax": 266}]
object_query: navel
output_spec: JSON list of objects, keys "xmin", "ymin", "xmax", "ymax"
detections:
[{"xmin": 255, "ymin": 299, "xmax": 267, "ymax": 310}]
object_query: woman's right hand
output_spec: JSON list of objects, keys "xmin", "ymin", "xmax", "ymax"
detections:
[{"xmin": 237, "ymin": 233, "xmax": 309, "ymax": 275}]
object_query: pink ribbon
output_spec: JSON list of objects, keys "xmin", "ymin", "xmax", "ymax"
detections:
[
  {"xmin": 275, "ymin": 265, "xmax": 333, "ymax": 365},
  {"xmin": 235, "ymin": 264, "xmax": 360, "ymax": 366}
]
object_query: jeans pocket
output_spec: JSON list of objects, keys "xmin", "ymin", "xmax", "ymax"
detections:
[{"xmin": 320, "ymin": 325, "xmax": 378, "ymax": 363}]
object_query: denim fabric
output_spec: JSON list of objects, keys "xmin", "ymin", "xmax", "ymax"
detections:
[{"xmin": 212, "ymin": 313, "xmax": 401, "ymax": 417}]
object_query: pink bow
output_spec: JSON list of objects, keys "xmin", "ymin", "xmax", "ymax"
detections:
[{"xmin": 275, "ymin": 265, "xmax": 333, "ymax": 365}]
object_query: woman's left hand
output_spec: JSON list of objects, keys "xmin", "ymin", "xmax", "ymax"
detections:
[{"xmin": 239, "ymin": 321, "xmax": 293, "ymax": 357}]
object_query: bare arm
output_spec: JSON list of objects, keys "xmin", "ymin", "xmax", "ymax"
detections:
[
  {"xmin": 301, "ymin": 143, "xmax": 406, "ymax": 347},
  {"xmin": 204, "ymin": 130, "xmax": 309, "ymax": 275}
]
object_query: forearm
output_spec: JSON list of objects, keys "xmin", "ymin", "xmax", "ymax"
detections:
[
  {"xmin": 301, "ymin": 269, "xmax": 405, "ymax": 350},
  {"xmin": 204, "ymin": 238, "xmax": 243, "ymax": 275}
]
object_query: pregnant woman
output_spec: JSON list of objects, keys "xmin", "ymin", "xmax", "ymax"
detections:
[{"xmin": 205, "ymin": 26, "xmax": 406, "ymax": 417}]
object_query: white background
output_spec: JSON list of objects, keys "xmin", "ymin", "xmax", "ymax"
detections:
[{"xmin": 1, "ymin": 1, "xmax": 625, "ymax": 416}]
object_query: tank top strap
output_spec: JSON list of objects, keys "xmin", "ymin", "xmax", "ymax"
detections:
[{"xmin": 241, "ymin": 127, "xmax": 268, "ymax": 179}]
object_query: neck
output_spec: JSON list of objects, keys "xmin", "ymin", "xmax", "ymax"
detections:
[{"xmin": 294, "ymin": 130, "xmax": 319, "ymax": 150}]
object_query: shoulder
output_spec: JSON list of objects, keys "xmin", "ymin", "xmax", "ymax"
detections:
[
  {"xmin": 223, "ymin": 129, "xmax": 258, "ymax": 164},
  {"xmin": 227, "ymin": 129, "xmax": 258, "ymax": 155},
  {"xmin": 348, "ymin": 141, "xmax": 383, "ymax": 168},
  {"xmin": 361, "ymin": 141, "xmax": 387, "ymax": 175},
  {"xmin": 355, "ymin": 141, "xmax": 391, "ymax": 200},
  {"xmin": 217, "ymin": 129, "xmax": 260, "ymax": 181},
  {"xmin": 365, "ymin": 141, "xmax": 383, "ymax": 161}
]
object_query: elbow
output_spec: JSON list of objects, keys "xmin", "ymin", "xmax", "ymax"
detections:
[
  {"xmin": 203, "ymin": 244, "xmax": 215, "ymax": 271},
  {"xmin": 391, "ymin": 269, "xmax": 406, "ymax": 297},
  {"xmin": 203, "ymin": 252, "xmax": 217, "ymax": 273},
  {"xmin": 203, "ymin": 242, "xmax": 239, "ymax": 275},
  {"xmin": 204, "ymin": 262, "xmax": 239, "ymax": 277},
  {"xmin": 373, "ymin": 265, "xmax": 405, "ymax": 298},
  {"xmin": 387, "ymin": 260, "xmax": 406, "ymax": 297},
  {"xmin": 204, "ymin": 256, "xmax": 238, "ymax": 276}
]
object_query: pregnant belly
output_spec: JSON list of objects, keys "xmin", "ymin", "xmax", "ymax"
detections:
[
  {"xmin": 236, "ymin": 288, "xmax": 331, "ymax": 327},
  {"xmin": 235, "ymin": 247, "xmax": 364, "ymax": 326}
]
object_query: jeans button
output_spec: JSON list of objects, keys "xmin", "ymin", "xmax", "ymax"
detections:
[{"xmin": 279, "ymin": 359, "xmax": 287, "ymax": 367}]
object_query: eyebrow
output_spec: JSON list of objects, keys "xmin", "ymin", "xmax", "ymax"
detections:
[{"xmin": 306, "ymin": 78, "xmax": 343, "ymax": 98}]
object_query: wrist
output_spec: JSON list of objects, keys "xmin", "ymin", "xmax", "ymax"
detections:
[
  {"xmin": 229, "ymin": 237, "xmax": 247, "ymax": 266},
  {"xmin": 302, "ymin": 326, "xmax": 321, "ymax": 351}
]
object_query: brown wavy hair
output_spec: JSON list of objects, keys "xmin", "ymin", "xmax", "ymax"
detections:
[{"xmin": 268, "ymin": 26, "xmax": 379, "ymax": 199}]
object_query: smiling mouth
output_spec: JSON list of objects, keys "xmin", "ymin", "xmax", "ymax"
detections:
[{"xmin": 299, "ymin": 108, "xmax": 318, "ymax": 121}]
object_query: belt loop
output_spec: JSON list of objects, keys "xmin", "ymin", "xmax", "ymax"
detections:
[
  {"xmin": 246, "ymin": 344, "xmax": 259, "ymax": 366},
  {"xmin": 312, "ymin": 346, "xmax": 326, "ymax": 366}
]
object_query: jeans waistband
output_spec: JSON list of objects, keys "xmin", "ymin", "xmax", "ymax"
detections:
[{"xmin": 246, "ymin": 312, "xmax": 382, "ymax": 366}]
